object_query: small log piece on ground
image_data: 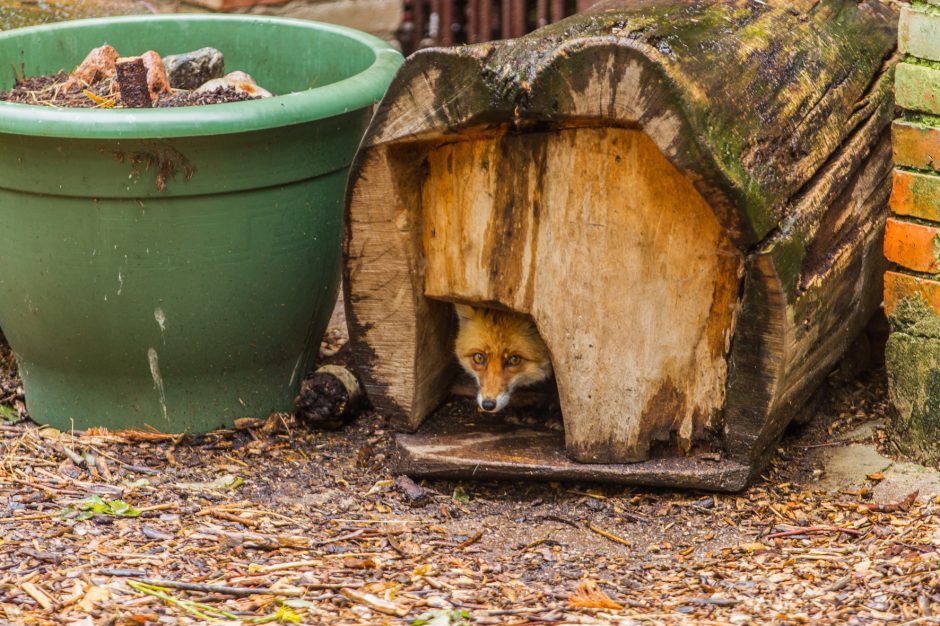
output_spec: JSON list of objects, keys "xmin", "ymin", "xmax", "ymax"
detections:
[
  {"xmin": 295, "ymin": 365, "xmax": 365, "ymax": 429},
  {"xmin": 115, "ymin": 56, "xmax": 152, "ymax": 108},
  {"xmin": 394, "ymin": 474, "xmax": 430, "ymax": 506}
]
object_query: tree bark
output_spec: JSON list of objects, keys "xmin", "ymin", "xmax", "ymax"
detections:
[
  {"xmin": 115, "ymin": 57, "xmax": 152, "ymax": 108},
  {"xmin": 345, "ymin": 0, "xmax": 898, "ymax": 476}
]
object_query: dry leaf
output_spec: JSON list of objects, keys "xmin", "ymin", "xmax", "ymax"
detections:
[
  {"xmin": 411, "ymin": 564, "xmax": 433, "ymax": 577},
  {"xmin": 863, "ymin": 490, "xmax": 919, "ymax": 513},
  {"xmin": 366, "ymin": 479, "xmax": 393, "ymax": 495},
  {"xmin": 360, "ymin": 581, "xmax": 398, "ymax": 594},
  {"xmin": 343, "ymin": 557, "xmax": 378, "ymax": 569},
  {"xmin": 866, "ymin": 472, "xmax": 885, "ymax": 481},
  {"xmin": 112, "ymin": 429, "xmax": 180, "ymax": 442},
  {"xmin": 739, "ymin": 542, "xmax": 767, "ymax": 553},
  {"xmin": 77, "ymin": 586, "xmax": 110, "ymax": 613},
  {"xmin": 340, "ymin": 587, "xmax": 408, "ymax": 616},
  {"xmin": 568, "ymin": 579, "xmax": 623, "ymax": 610},
  {"xmin": 21, "ymin": 582, "xmax": 53, "ymax": 610}
]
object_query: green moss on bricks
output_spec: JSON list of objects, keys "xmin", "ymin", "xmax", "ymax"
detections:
[
  {"xmin": 904, "ymin": 56, "xmax": 940, "ymax": 70},
  {"xmin": 911, "ymin": 0, "xmax": 940, "ymax": 17},
  {"xmin": 890, "ymin": 294, "xmax": 940, "ymax": 337},
  {"xmin": 898, "ymin": 63, "xmax": 940, "ymax": 116},
  {"xmin": 887, "ymin": 295, "xmax": 940, "ymax": 465},
  {"xmin": 903, "ymin": 112, "xmax": 940, "ymax": 127}
]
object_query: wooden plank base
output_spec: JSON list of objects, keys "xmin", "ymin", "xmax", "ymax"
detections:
[{"xmin": 394, "ymin": 400, "xmax": 750, "ymax": 492}]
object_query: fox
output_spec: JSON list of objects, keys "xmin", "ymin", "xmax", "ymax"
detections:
[{"xmin": 454, "ymin": 304, "xmax": 553, "ymax": 412}]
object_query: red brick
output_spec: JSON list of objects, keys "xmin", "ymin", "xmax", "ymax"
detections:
[
  {"xmin": 896, "ymin": 63, "xmax": 940, "ymax": 116},
  {"xmin": 894, "ymin": 120, "xmax": 940, "ymax": 171},
  {"xmin": 885, "ymin": 271, "xmax": 940, "ymax": 318},
  {"xmin": 890, "ymin": 169, "xmax": 940, "ymax": 222},
  {"xmin": 899, "ymin": 5, "xmax": 940, "ymax": 62},
  {"xmin": 884, "ymin": 217, "xmax": 940, "ymax": 273}
]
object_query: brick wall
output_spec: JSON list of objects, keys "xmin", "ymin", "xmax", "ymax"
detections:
[
  {"xmin": 884, "ymin": 3, "xmax": 940, "ymax": 463},
  {"xmin": 886, "ymin": 7, "xmax": 940, "ymax": 306}
]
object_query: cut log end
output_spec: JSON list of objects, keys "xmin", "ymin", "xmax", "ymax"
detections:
[
  {"xmin": 141, "ymin": 50, "xmax": 173, "ymax": 101},
  {"xmin": 115, "ymin": 56, "xmax": 152, "ymax": 108},
  {"xmin": 345, "ymin": 0, "xmax": 898, "ymax": 479},
  {"xmin": 295, "ymin": 365, "xmax": 366, "ymax": 429}
]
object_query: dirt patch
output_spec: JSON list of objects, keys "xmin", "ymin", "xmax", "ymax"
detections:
[{"xmin": 1, "ymin": 316, "xmax": 939, "ymax": 623}]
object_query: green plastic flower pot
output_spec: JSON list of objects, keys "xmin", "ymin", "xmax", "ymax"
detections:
[{"xmin": 0, "ymin": 15, "xmax": 402, "ymax": 432}]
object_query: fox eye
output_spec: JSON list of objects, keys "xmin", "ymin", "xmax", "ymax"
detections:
[
  {"xmin": 506, "ymin": 355, "xmax": 522, "ymax": 367},
  {"xmin": 471, "ymin": 352, "xmax": 487, "ymax": 366}
]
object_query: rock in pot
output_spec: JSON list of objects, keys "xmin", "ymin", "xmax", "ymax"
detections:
[
  {"xmin": 163, "ymin": 46, "xmax": 225, "ymax": 90},
  {"xmin": 195, "ymin": 70, "xmax": 272, "ymax": 98}
]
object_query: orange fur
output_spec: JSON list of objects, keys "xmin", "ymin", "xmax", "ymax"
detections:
[{"xmin": 454, "ymin": 304, "xmax": 553, "ymax": 412}]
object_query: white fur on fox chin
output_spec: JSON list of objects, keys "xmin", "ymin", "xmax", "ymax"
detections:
[{"xmin": 477, "ymin": 390, "xmax": 512, "ymax": 412}]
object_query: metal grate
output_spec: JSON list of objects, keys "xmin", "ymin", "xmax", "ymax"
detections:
[{"xmin": 398, "ymin": 0, "xmax": 601, "ymax": 55}]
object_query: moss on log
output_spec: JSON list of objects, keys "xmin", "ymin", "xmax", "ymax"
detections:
[{"xmin": 367, "ymin": 0, "xmax": 897, "ymax": 246}]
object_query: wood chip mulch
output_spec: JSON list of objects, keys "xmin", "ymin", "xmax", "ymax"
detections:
[{"xmin": 1, "ymin": 336, "xmax": 939, "ymax": 625}]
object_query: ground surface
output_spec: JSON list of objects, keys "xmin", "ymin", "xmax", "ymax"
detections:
[{"xmin": 2, "ymin": 305, "xmax": 940, "ymax": 625}]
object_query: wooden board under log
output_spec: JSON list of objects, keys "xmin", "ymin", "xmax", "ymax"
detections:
[
  {"xmin": 395, "ymin": 404, "xmax": 751, "ymax": 492},
  {"xmin": 344, "ymin": 0, "xmax": 898, "ymax": 485}
]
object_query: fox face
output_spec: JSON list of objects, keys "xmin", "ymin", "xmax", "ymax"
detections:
[{"xmin": 454, "ymin": 304, "xmax": 553, "ymax": 412}]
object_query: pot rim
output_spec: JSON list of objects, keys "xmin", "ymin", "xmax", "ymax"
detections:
[{"xmin": 0, "ymin": 14, "xmax": 403, "ymax": 139}]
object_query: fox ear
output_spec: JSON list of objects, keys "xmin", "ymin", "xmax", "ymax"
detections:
[{"xmin": 454, "ymin": 303, "xmax": 476, "ymax": 323}]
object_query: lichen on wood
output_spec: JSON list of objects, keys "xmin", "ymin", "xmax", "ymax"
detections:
[{"xmin": 368, "ymin": 0, "xmax": 898, "ymax": 245}]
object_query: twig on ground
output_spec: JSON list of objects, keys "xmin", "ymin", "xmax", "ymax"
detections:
[
  {"xmin": 132, "ymin": 578, "xmax": 303, "ymax": 598},
  {"xmin": 457, "ymin": 529, "xmax": 484, "ymax": 549},
  {"xmin": 588, "ymin": 523, "xmax": 632, "ymax": 547},
  {"xmin": 765, "ymin": 526, "xmax": 864, "ymax": 539}
]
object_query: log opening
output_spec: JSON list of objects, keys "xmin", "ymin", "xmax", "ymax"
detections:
[{"xmin": 349, "ymin": 123, "xmax": 744, "ymax": 463}]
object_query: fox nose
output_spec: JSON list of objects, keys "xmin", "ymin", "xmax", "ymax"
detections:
[{"xmin": 480, "ymin": 399, "xmax": 497, "ymax": 411}]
